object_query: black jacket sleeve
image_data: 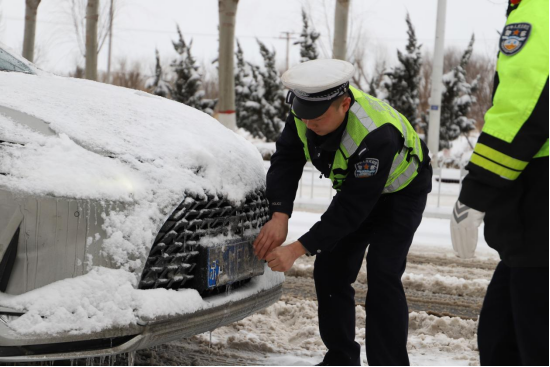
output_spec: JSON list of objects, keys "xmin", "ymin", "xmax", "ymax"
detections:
[
  {"xmin": 298, "ymin": 124, "xmax": 403, "ymax": 255},
  {"xmin": 266, "ymin": 113, "xmax": 307, "ymax": 218}
]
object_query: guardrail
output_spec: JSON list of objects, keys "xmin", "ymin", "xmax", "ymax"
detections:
[{"xmin": 292, "ymin": 162, "xmax": 468, "ymax": 218}]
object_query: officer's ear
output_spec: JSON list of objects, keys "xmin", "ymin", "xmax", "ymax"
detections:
[{"xmin": 341, "ymin": 96, "xmax": 352, "ymax": 113}]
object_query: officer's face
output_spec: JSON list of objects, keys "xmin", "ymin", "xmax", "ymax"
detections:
[{"xmin": 302, "ymin": 97, "xmax": 351, "ymax": 136}]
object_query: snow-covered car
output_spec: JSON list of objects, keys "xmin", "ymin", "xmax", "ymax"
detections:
[{"xmin": 0, "ymin": 44, "xmax": 283, "ymax": 361}]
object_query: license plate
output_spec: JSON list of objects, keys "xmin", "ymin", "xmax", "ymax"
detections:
[{"xmin": 194, "ymin": 238, "xmax": 264, "ymax": 292}]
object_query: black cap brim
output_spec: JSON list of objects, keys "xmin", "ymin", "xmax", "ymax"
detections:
[{"xmin": 292, "ymin": 97, "xmax": 332, "ymax": 120}]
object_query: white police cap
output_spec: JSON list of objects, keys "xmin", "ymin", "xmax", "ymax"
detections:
[{"xmin": 281, "ymin": 59, "xmax": 355, "ymax": 119}]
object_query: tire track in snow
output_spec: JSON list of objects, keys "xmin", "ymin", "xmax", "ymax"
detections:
[{"xmin": 284, "ymin": 251, "xmax": 498, "ymax": 320}]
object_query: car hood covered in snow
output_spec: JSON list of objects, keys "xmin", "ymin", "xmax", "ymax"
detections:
[
  {"xmin": 0, "ymin": 71, "xmax": 265, "ymax": 203},
  {"xmin": 0, "ymin": 71, "xmax": 266, "ymax": 272}
]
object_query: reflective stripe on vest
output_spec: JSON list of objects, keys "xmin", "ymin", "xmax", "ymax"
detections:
[
  {"xmin": 294, "ymin": 86, "xmax": 424, "ymax": 193},
  {"xmin": 467, "ymin": 0, "xmax": 549, "ymax": 181}
]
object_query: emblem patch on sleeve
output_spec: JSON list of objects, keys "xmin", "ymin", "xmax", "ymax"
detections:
[
  {"xmin": 500, "ymin": 23, "xmax": 531, "ymax": 56},
  {"xmin": 354, "ymin": 158, "xmax": 379, "ymax": 178}
]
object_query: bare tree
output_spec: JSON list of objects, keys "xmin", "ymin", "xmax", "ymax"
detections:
[
  {"xmin": 350, "ymin": 40, "xmax": 387, "ymax": 93},
  {"xmin": 464, "ymin": 52, "xmax": 496, "ymax": 130},
  {"xmin": 102, "ymin": 58, "xmax": 146, "ymax": 90},
  {"xmin": 22, "ymin": 0, "xmax": 41, "ymax": 62},
  {"xmin": 332, "ymin": 0, "xmax": 350, "ymax": 60},
  {"xmin": 304, "ymin": 0, "xmax": 379, "ymax": 91},
  {"xmin": 303, "ymin": 0, "xmax": 364, "ymax": 61},
  {"xmin": 85, "ymin": 0, "xmax": 99, "ymax": 80},
  {"xmin": 201, "ymin": 60, "xmax": 219, "ymax": 101},
  {"xmin": 218, "ymin": 0, "xmax": 239, "ymax": 130},
  {"xmin": 63, "ymin": 0, "xmax": 119, "ymax": 58}
]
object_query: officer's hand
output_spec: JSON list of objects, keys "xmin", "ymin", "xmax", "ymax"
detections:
[
  {"xmin": 450, "ymin": 200, "xmax": 485, "ymax": 259},
  {"xmin": 253, "ymin": 212, "xmax": 289, "ymax": 260},
  {"xmin": 266, "ymin": 241, "xmax": 306, "ymax": 272}
]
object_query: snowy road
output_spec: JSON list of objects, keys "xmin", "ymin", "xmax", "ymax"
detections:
[
  {"xmin": 147, "ymin": 214, "xmax": 497, "ymax": 366},
  {"xmin": 133, "ymin": 213, "xmax": 497, "ymax": 366},
  {"xmin": 4, "ymin": 212, "xmax": 498, "ymax": 366}
]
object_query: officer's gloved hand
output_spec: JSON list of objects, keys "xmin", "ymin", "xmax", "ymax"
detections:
[{"xmin": 450, "ymin": 201, "xmax": 485, "ymax": 259}]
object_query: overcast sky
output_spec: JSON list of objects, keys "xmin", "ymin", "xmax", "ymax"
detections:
[{"xmin": 0, "ymin": 0, "xmax": 508, "ymax": 76}]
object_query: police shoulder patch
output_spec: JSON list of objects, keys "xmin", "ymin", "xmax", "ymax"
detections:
[
  {"xmin": 354, "ymin": 158, "xmax": 379, "ymax": 178},
  {"xmin": 500, "ymin": 23, "xmax": 531, "ymax": 56}
]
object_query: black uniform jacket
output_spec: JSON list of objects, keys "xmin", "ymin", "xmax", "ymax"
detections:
[{"xmin": 267, "ymin": 99, "xmax": 431, "ymax": 255}]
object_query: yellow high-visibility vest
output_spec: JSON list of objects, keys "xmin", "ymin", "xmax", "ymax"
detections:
[{"xmin": 294, "ymin": 86, "xmax": 424, "ymax": 193}]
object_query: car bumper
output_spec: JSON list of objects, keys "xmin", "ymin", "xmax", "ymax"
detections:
[{"xmin": 0, "ymin": 283, "xmax": 282, "ymax": 362}]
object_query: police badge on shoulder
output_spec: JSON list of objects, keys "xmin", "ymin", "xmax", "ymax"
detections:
[
  {"xmin": 500, "ymin": 23, "xmax": 531, "ymax": 56},
  {"xmin": 355, "ymin": 158, "xmax": 379, "ymax": 178}
]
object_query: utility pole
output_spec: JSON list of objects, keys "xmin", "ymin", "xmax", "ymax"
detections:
[
  {"xmin": 332, "ymin": 0, "xmax": 350, "ymax": 60},
  {"xmin": 85, "ymin": 0, "xmax": 99, "ymax": 81},
  {"xmin": 22, "ymin": 0, "xmax": 41, "ymax": 62},
  {"xmin": 280, "ymin": 32, "xmax": 296, "ymax": 71},
  {"xmin": 106, "ymin": 0, "xmax": 114, "ymax": 83},
  {"xmin": 217, "ymin": 0, "xmax": 239, "ymax": 131},
  {"xmin": 427, "ymin": 0, "xmax": 447, "ymax": 166}
]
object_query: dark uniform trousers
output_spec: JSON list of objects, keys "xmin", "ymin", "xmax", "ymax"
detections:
[
  {"xmin": 313, "ymin": 164, "xmax": 431, "ymax": 366},
  {"xmin": 478, "ymin": 262, "xmax": 549, "ymax": 366}
]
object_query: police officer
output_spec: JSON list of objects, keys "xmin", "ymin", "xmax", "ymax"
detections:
[
  {"xmin": 450, "ymin": 0, "xmax": 548, "ymax": 365},
  {"xmin": 253, "ymin": 59, "xmax": 432, "ymax": 366}
]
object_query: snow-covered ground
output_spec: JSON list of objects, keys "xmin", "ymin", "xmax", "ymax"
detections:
[{"xmin": 286, "ymin": 211, "xmax": 498, "ymax": 260}]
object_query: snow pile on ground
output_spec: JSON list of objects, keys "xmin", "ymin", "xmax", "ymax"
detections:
[
  {"xmin": 288, "ymin": 256, "xmax": 490, "ymax": 298},
  {"xmin": 0, "ymin": 72, "xmax": 266, "ymax": 270},
  {"xmin": 285, "ymin": 261, "xmax": 314, "ymax": 278},
  {"xmin": 0, "ymin": 264, "xmax": 283, "ymax": 336},
  {"xmin": 403, "ymin": 273, "xmax": 490, "ymax": 298},
  {"xmin": 194, "ymin": 297, "xmax": 326, "ymax": 359},
  {"xmin": 408, "ymin": 312, "xmax": 479, "ymax": 365},
  {"xmin": 188, "ymin": 297, "xmax": 480, "ymax": 366}
]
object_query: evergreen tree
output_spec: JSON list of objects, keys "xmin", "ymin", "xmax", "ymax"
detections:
[
  {"xmin": 381, "ymin": 13, "xmax": 422, "ymax": 130},
  {"xmin": 241, "ymin": 61, "xmax": 265, "ymax": 138},
  {"xmin": 367, "ymin": 61, "xmax": 387, "ymax": 99},
  {"xmin": 438, "ymin": 34, "xmax": 479, "ymax": 150},
  {"xmin": 234, "ymin": 40, "xmax": 256, "ymax": 132},
  {"xmin": 258, "ymin": 40, "xmax": 288, "ymax": 141},
  {"xmin": 170, "ymin": 25, "xmax": 215, "ymax": 115},
  {"xmin": 145, "ymin": 49, "xmax": 171, "ymax": 98},
  {"xmin": 294, "ymin": 9, "xmax": 320, "ymax": 63},
  {"xmin": 240, "ymin": 41, "xmax": 287, "ymax": 141}
]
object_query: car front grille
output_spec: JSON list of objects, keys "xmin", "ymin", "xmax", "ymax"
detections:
[{"xmin": 139, "ymin": 190, "xmax": 270, "ymax": 291}]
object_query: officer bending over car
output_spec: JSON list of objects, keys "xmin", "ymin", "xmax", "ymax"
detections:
[{"xmin": 253, "ymin": 59, "xmax": 432, "ymax": 366}]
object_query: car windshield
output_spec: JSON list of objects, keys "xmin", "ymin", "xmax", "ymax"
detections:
[{"xmin": 0, "ymin": 47, "xmax": 34, "ymax": 74}]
